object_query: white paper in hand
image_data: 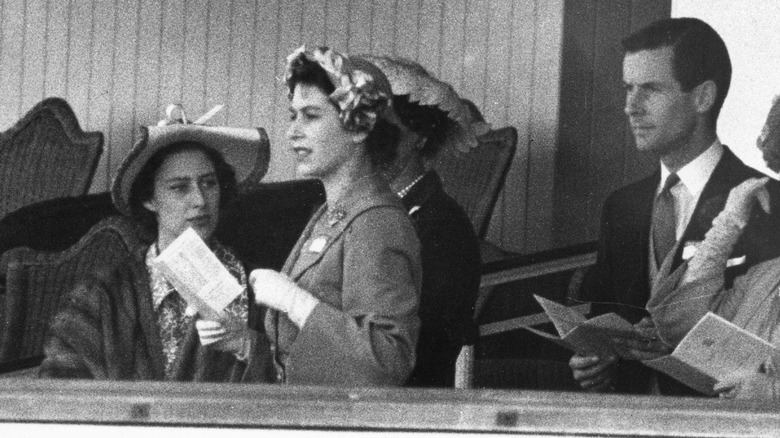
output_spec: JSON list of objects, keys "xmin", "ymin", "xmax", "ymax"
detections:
[{"xmin": 153, "ymin": 228, "xmax": 243, "ymax": 320}]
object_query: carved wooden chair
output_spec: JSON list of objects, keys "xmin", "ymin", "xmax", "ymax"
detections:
[
  {"xmin": 431, "ymin": 126, "xmax": 518, "ymax": 240},
  {"xmin": 0, "ymin": 97, "xmax": 104, "ymax": 219}
]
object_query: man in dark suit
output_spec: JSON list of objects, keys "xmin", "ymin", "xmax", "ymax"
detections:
[{"xmin": 568, "ymin": 17, "xmax": 764, "ymax": 395}]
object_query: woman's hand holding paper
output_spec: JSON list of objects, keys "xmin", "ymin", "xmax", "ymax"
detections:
[
  {"xmin": 195, "ymin": 315, "xmax": 255, "ymax": 360},
  {"xmin": 250, "ymin": 269, "xmax": 320, "ymax": 328},
  {"xmin": 610, "ymin": 317, "xmax": 672, "ymax": 361}
]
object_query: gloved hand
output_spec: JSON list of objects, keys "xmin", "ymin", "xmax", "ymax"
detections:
[
  {"xmin": 250, "ymin": 269, "xmax": 319, "ymax": 328},
  {"xmin": 722, "ymin": 176, "xmax": 771, "ymax": 226},
  {"xmin": 195, "ymin": 315, "xmax": 255, "ymax": 361}
]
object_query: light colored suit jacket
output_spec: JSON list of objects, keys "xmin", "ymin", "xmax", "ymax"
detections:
[{"xmin": 265, "ymin": 176, "xmax": 422, "ymax": 386}]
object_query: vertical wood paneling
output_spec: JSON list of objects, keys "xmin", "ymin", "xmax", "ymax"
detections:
[
  {"xmin": 301, "ymin": 0, "xmax": 326, "ymax": 46},
  {"xmin": 204, "ymin": 0, "xmax": 231, "ymax": 125},
  {"xmin": 417, "ymin": 0, "xmax": 443, "ymax": 76},
  {"xmin": 252, "ymin": 0, "xmax": 281, "ymax": 179},
  {"xmin": 273, "ymin": 0, "xmax": 304, "ymax": 181},
  {"xmin": 439, "ymin": 0, "xmax": 466, "ymax": 91},
  {"xmin": 370, "ymin": 0, "xmax": 395, "ymax": 56},
  {"xmin": 586, "ymin": 0, "xmax": 632, "ymax": 239},
  {"xmin": 324, "ymin": 0, "xmax": 348, "ymax": 50},
  {"xmin": 482, "ymin": 0, "xmax": 512, "ymax": 126},
  {"xmin": 181, "ymin": 0, "xmax": 208, "ymax": 119},
  {"xmin": 44, "ymin": 0, "xmax": 69, "ymax": 99},
  {"xmin": 394, "ymin": 0, "xmax": 420, "ymax": 60},
  {"xmin": 347, "ymin": 0, "xmax": 372, "ymax": 55},
  {"xmin": 66, "ymin": 0, "xmax": 93, "ymax": 123},
  {"xmin": 108, "ymin": 0, "xmax": 140, "ymax": 179},
  {"xmin": 20, "ymin": 0, "xmax": 46, "ymax": 113},
  {"xmin": 523, "ymin": 0, "xmax": 564, "ymax": 252},
  {"xmin": 489, "ymin": 0, "xmax": 537, "ymax": 249},
  {"xmin": 86, "ymin": 0, "xmax": 117, "ymax": 191},
  {"xmin": 0, "ymin": 0, "xmax": 25, "ymax": 128},
  {"xmin": 226, "ymin": 0, "xmax": 256, "ymax": 128},
  {"xmin": 135, "ymin": 0, "xmax": 162, "ymax": 127},
  {"xmin": 461, "ymin": 0, "xmax": 489, "ymax": 110},
  {"xmin": 159, "ymin": 0, "xmax": 186, "ymax": 119}
]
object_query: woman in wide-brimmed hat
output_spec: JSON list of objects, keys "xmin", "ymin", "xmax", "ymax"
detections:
[
  {"xmin": 40, "ymin": 115, "xmax": 272, "ymax": 382},
  {"xmin": 360, "ymin": 55, "xmax": 485, "ymax": 388},
  {"xmin": 248, "ymin": 46, "xmax": 422, "ymax": 386}
]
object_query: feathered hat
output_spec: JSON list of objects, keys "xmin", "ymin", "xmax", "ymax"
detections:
[{"xmin": 361, "ymin": 55, "xmax": 491, "ymax": 153}]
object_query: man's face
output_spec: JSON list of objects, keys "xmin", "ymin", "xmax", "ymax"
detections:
[{"xmin": 622, "ymin": 46, "xmax": 699, "ymax": 156}]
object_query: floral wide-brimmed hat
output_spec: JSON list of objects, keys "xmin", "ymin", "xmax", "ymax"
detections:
[
  {"xmin": 360, "ymin": 55, "xmax": 491, "ymax": 153},
  {"xmin": 284, "ymin": 46, "xmax": 396, "ymax": 133},
  {"xmin": 111, "ymin": 105, "xmax": 269, "ymax": 216}
]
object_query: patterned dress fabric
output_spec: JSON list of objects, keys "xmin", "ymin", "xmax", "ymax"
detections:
[{"xmin": 146, "ymin": 241, "xmax": 248, "ymax": 379}]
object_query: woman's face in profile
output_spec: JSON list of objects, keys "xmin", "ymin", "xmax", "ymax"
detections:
[
  {"xmin": 143, "ymin": 149, "xmax": 220, "ymax": 250},
  {"xmin": 287, "ymin": 83, "xmax": 357, "ymax": 180}
]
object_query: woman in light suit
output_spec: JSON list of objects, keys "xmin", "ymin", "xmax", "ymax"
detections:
[{"xmin": 248, "ymin": 47, "xmax": 422, "ymax": 386}]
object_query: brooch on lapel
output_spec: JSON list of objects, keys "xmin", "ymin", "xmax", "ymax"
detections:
[{"xmin": 326, "ymin": 207, "xmax": 347, "ymax": 227}]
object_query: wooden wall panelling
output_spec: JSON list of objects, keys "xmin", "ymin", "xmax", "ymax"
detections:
[
  {"xmin": 439, "ymin": 0, "xmax": 466, "ymax": 93},
  {"xmin": 370, "ymin": 0, "xmax": 395, "ymax": 56},
  {"xmin": 585, "ymin": 0, "xmax": 632, "ymax": 242},
  {"xmin": 272, "ymin": 0, "xmax": 303, "ymax": 181},
  {"xmin": 181, "ymin": 0, "xmax": 208, "ymax": 126},
  {"xmin": 158, "ymin": 0, "xmax": 186, "ymax": 123},
  {"xmin": 301, "ymin": 0, "xmax": 326, "ymax": 48},
  {"xmin": 108, "ymin": 0, "xmax": 140, "ymax": 187},
  {"xmin": 20, "ymin": 0, "xmax": 46, "ymax": 115},
  {"xmin": 324, "ymin": 0, "xmax": 349, "ymax": 50},
  {"xmin": 489, "ymin": 0, "xmax": 546, "ymax": 252},
  {"xmin": 66, "ymin": 0, "xmax": 93, "ymax": 124},
  {"xmin": 522, "ymin": 0, "xmax": 563, "ymax": 252},
  {"xmin": 44, "ymin": 0, "xmax": 69, "ymax": 102},
  {"xmin": 347, "ymin": 0, "xmax": 373, "ymax": 55},
  {"xmin": 0, "ymin": 0, "xmax": 24, "ymax": 129},
  {"xmin": 394, "ymin": 0, "xmax": 420, "ymax": 60},
  {"xmin": 227, "ymin": 0, "xmax": 257, "ymax": 129},
  {"xmin": 481, "ymin": 0, "xmax": 513, "ymax": 129},
  {"xmin": 551, "ymin": 0, "xmax": 595, "ymax": 248},
  {"xmin": 461, "ymin": 0, "xmax": 489, "ymax": 112},
  {"xmin": 252, "ymin": 0, "xmax": 281, "ymax": 179},
  {"xmin": 87, "ymin": 0, "xmax": 118, "ymax": 192},
  {"xmin": 417, "ymin": 0, "xmax": 443, "ymax": 77},
  {"xmin": 204, "ymin": 0, "xmax": 232, "ymax": 126},
  {"xmin": 136, "ymin": 0, "xmax": 163, "ymax": 130}
]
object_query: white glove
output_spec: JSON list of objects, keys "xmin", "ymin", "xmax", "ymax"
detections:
[
  {"xmin": 722, "ymin": 176, "xmax": 771, "ymax": 226},
  {"xmin": 195, "ymin": 317, "xmax": 254, "ymax": 361},
  {"xmin": 250, "ymin": 269, "xmax": 319, "ymax": 328}
]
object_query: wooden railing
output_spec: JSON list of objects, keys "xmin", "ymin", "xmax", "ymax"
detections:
[{"xmin": 0, "ymin": 378, "xmax": 778, "ymax": 435}]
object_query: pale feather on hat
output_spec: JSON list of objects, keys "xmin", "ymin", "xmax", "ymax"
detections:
[
  {"xmin": 758, "ymin": 94, "xmax": 780, "ymax": 173},
  {"xmin": 361, "ymin": 55, "xmax": 491, "ymax": 153}
]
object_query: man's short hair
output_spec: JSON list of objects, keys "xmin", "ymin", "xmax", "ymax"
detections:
[{"xmin": 622, "ymin": 17, "xmax": 731, "ymax": 128}]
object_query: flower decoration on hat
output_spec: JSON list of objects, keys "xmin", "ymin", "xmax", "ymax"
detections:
[
  {"xmin": 758, "ymin": 95, "xmax": 780, "ymax": 173},
  {"xmin": 361, "ymin": 55, "xmax": 491, "ymax": 153},
  {"xmin": 285, "ymin": 46, "xmax": 393, "ymax": 132}
]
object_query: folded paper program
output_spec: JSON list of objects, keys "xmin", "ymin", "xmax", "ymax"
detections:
[
  {"xmin": 153, "ymin": 228, "xmax": 243, "ymax": 321},
  {"xmin": 522, "ymin": 295, "xmax": 651, "ymax": 359}
]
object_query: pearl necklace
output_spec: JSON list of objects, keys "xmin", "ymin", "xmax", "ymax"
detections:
[{"xmin": 396, "ymin": 173, "xmax": 426, "ymax": 198}]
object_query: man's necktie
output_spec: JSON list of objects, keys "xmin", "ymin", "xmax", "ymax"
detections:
[{"xmin": 653, "ymin": 173, "xmax": 680, "ymax": 267}]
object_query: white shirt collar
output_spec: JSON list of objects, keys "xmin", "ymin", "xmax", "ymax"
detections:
[{"xmin": 659, "ymin": 139, "xmax": 723, "ymax": 196}]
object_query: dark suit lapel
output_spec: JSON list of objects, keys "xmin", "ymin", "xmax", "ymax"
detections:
[{"xmin": 628, "ymin": 173, "xmax": 659, "ymax": 307}]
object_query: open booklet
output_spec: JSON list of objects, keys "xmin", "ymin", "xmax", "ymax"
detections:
[
  {"xmin": 153, "ymin": 227, "xmax": 243, "ymax": 320},
  {"xmin": 643, "ymin": 312, "xmax": 780, "ymax": 395},
  {"xmin": 524, "ymin": 295, "xmax": 780, "ymax": 395},
  {"xmin": 522, "ymin": 295, "xmax": 650, "ymax": 358}
]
